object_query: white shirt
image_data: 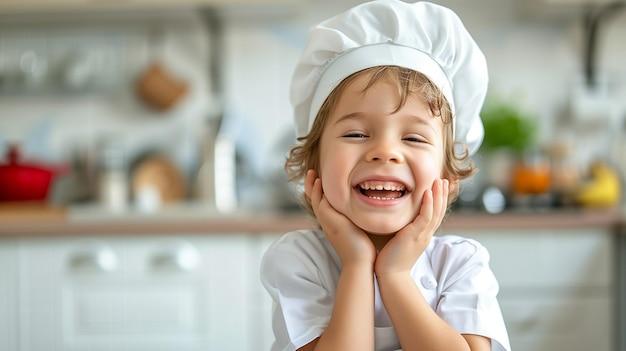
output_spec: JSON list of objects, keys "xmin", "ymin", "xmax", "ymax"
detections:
[{"xmin": 260, "ymin": 229, "xmax": 511, "ymax": 351}]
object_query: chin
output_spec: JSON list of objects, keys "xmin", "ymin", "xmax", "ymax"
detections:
[{"xmin": 353, "ymin": 218, "xmax": 408, "ymax": 235}]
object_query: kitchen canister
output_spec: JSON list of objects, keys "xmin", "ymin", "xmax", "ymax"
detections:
[
  {"xmin": 97, "ymin": 138, "xmax": 128, "ymax": 212},
  {"xmin": 195, "ymin": 117, "xmax": 237, "ymax": 213}
]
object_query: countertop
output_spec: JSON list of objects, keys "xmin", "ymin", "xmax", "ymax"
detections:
[{"xmin": 1, "ymin": 202, "xmax": 625, "ymax": 237}]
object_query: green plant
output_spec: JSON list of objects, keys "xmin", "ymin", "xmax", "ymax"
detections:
[{"xmin": 480, "ymin": 101, "xmax": 537, "ymax": 154}]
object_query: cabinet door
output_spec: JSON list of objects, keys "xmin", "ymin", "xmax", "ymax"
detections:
[
  {"xmin": 499, "ymin": 294, "xmax": 612, "ymax": 351},
  {"xmin": 62, "ymin": 238, "xmax": 209, "ymax": 351},
  {"xmin": 451, "ymin": 229, "xmax": 613, "ymax": 290},
  {"xmin": 246, "ymin": 233, "xmax": 282, "ymax": 350},
  {"xmin": 0, "ymin": 238, "xmax": 18, "ymax": 351},
  {"xmin": 17, "ymin": 234, "xmax": 267, "ymax": 351},
  {"xmin": 446, "ymin": 228, "xmax": 614, "ymax": 351}
]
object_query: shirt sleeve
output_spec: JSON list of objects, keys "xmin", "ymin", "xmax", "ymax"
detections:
[
  {"xmin": 431, "ymin": 236, "xmax": 511, "ymax": 351},
  {"xmin": 260, "ymin": 231, "xmax": 336, "ymax": 351}
]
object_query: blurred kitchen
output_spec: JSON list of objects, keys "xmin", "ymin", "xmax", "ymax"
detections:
[{"xmin": 0, "ymin": 0, "xmax": 625, "ymax": 350}]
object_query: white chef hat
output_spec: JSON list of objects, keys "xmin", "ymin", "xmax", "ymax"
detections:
[{"xmin": 290, "ymin": 0, "xmax": 488, "ymax": 157}]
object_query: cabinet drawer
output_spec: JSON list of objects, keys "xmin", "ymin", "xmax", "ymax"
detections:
[
  {"xmin": 64, "ymin": 278, "xmax": 204, "ymax": 336},
  {"xmin": 450, "ymin": 229, "xmax": 613, "ymax": 289},
  {"xmin": 500, "ymin": 294, "xmax": 613, "ymax": 351}
]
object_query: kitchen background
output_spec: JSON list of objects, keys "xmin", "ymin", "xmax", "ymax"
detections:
[
  {"xmin": 1, "ymin": 0, "xmax": 625, "ymax": 211},
  {"xmin": 1, "ymin": 0, "xmax": 626, "ymax": 351}
]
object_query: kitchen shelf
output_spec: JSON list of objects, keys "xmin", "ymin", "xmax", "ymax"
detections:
[
  {"xmin": 0, "ymin": 0, "xmax": 301, "ymax": 15},
  {"xmin": 0, "ymin": 203, "xmax": 623, "ymax": 237}
]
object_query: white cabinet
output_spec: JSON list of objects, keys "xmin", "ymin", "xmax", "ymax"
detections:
[
  {"xmin": 445, "ymin": 228, "xmax": 615, "ymax": 351},
  {"xmin": 7, "ymin": 233, "xmax": 278, "ymax": 351},
  {"xmin": 4, "ymin": 226, "xmax": 616, "ymax": 351},
  {"xmin": 0, "ymin": 238, "xmax": 18, "ymax": 351}
]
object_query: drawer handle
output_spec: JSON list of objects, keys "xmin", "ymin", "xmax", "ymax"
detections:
[
  {"xmin": 68, "ymin": 243, "xmax": 118, "ymax": 272},
  {"xmin": 150, "ymin": 239, "xmax": 200, "ymax": 272}
]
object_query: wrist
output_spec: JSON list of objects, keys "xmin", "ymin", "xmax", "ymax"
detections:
[
  {"xmin": 341, "ymin": 260, "xmax": 375, "ymax": 274},
  {"xmin": 374, "ymin": 269, "xmax": 413, "ymax": 285}
]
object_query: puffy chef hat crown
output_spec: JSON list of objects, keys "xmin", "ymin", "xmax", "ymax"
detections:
[{"xmin": 290, "ymin": 0, "xmax": 488, "ymax": 156}]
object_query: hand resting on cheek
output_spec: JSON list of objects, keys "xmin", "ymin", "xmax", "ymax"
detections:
[
  {"xmin": 305, "ymin": 169, "xmax": 450, "ymax": 273},
  {"xmin": 375, "ymin": 178, "xmax": 450, "ymax": 277},
  {"xmin": 304, "ymin": 169, "xmax": 377, "ymax": 266}
]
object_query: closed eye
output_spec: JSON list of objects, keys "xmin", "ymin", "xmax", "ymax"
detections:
[
  {"xmin": 404, "ymin": 135, "xmax": 428, "ymax": 143},
  {"xmin": 343, "ymin": 132, "xmax": 368, "ymax": 138}
]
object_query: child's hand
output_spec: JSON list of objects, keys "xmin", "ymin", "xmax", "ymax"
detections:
[
  {"xmin": 375, "ymin": 179, "xmax": 449, "ymax": 277},
  {"xmin": 305, "ymin": 169, "xmax": 376, "ymax": 266}
]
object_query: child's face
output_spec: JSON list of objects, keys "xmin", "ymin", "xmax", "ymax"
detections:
[{"xmin": 318, "ymin": 74, "xmax": 446, "ymax": 235}]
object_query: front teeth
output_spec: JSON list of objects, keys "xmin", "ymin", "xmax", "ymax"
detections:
[{"xmin": 359, "ymin": 181, "xmax": 405, "ymax": 191}]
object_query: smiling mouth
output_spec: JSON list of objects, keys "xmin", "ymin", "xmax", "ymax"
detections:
[{"xmin": 358, "ymin": 181, "xmax": 407, "ymax": 200}]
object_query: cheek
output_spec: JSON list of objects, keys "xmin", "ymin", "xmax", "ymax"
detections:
[
  {"xmin": 320, "ymin": 159, "xmax": 348, "ymax": 195},
  {"xmin": 319, "ymin": 173, "xmax": 349, "ymax": 216},
  {"xmin": 319, "ymin": 143, "xmax": 350, "ymax": 179},
  {"xmin": 319, "ymin": 150, "xmax": 353, "ymax": 206},
  {"xmin": 410, "ymin": 158, "xmax": 443, "ymax": 192}
]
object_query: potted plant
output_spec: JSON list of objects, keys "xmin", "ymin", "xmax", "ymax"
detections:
[
  {"xmin": 478, "ymin": 99, "xmax": 543, "ymax": 196},
  {"xmin": 480, "ymin": 101, "xmax": 537, "ymax": 155}
]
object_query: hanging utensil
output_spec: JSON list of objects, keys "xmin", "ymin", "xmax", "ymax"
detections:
[{"xmin": 135, "ymin": 28, "xmax": 188, "ymax": 111}]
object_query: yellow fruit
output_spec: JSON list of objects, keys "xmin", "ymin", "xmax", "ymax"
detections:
[{"xmin": 575, "ymin": 161, "xmax": 621, "ymax": 207}]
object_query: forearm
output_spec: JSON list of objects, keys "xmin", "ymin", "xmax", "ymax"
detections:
[
  {"xmin": 377, "ymin": 273, "xmax": 470, "ymax": 351},
  {"xmin": 313, "ymin": 263, "xmax": 375, "ymax": 351}
]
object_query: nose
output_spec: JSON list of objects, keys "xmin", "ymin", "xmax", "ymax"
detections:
[{"xmin": 365, "ymin": 138, "xmax": 404, "ymax": 163}]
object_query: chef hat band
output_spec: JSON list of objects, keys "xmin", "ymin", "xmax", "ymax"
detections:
[
  {"xmin": 290, "ymin": 0, "xmax": 489, "ymax": 157},
  {"xmin": 308, "ymin": 43, "xmax": 454, "ymax": 135}
]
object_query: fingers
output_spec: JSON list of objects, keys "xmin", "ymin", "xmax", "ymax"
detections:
[
  {"xmin": 375, "ymin": 179, "xmax": 450, "ymax": 275},
  {"xmin": 304, "ymin": 169, "xmax": 323, "ymax": 218},
  {"xmin": 304, "ymin": 169, "xmax": 317, "ymax": 200},
  {"xmin": 433, "ymin": 178, "xmax": 449, "ymax": 224},
  {"xmin": 418, "ymin": 187, "xmax": 434, "ymax": 222},
  {"xmin": 430, "ymin": 178, "xmax": 449, "ymax": 229},
  {"xmin": 414, "ymin": 179, "xmax": 449, "ymax": 232},
  {"xmin": 304, "ymin": 169, "xmax": 375, "ymax": 264}
]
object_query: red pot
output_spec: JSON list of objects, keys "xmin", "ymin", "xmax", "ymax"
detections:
[{"xmin": 0, "ymin": 145, "xmax": 67, "ymax": 202}]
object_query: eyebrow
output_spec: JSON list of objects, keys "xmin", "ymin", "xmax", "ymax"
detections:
[
  {"xmin": 333, "ymin": 112, "xmax": 366, "ymax": 126},
  {"xmin": 333, "ymin": 112, "xmax": 438, "ymax": 132}
]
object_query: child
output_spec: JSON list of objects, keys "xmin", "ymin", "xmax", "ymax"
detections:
[{"xmin": 260, "ymin": 1, "xmax": 511, "ymax": 350}]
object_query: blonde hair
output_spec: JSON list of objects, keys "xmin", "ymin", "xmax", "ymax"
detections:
[{"xmin": 285, "ymin": 66, "xmax": 476, "ymax": 217}]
